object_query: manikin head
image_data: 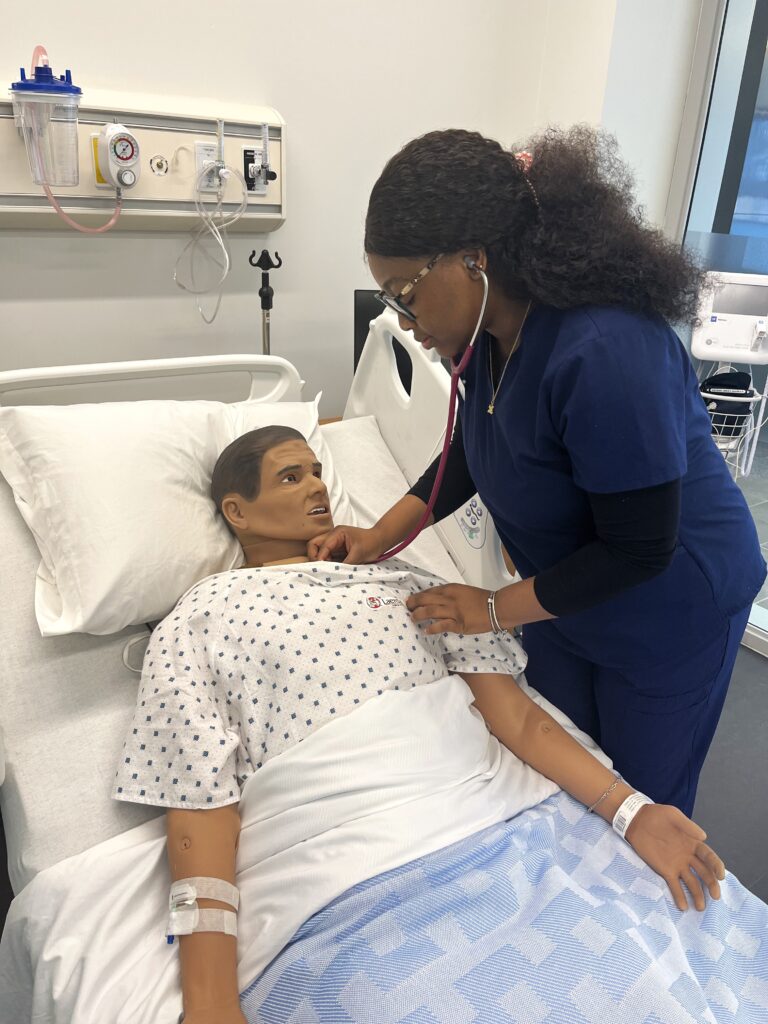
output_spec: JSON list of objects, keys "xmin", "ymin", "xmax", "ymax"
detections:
[{"xmin": 211, "ymin": 426, "xmax": 333, "ymax": 567}]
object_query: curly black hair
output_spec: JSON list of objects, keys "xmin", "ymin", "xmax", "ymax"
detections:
[{"xmin": 365, "ymin": 125, "xmax": 705, "ymax": 324}]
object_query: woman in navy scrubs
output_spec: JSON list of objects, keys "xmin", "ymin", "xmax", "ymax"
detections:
[{"xmin": 312, "ymin": 127, "xmax": 766, "ymax": 816}]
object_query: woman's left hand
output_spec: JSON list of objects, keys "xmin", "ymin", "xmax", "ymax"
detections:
[
  {"xmin": 626, "ymin": 803, "xmax": 726, "ymax": 911},
  {"xmin": 406, "ymin": 583, "xmax": 494, "ymax": 635}
]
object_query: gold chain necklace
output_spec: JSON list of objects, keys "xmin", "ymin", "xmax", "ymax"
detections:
[{"xmin": 487, "ymin": 301, "xmax": 532, "ymax": 415}]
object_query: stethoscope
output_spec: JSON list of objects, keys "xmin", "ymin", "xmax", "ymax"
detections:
[{"xmin": 376, "ymin": 258, "xmax": 489, "ymax": 562}]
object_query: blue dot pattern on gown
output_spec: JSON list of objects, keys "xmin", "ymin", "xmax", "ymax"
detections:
[{"xmin": 112, "ymin": 559, "xmax": 527, "ymax": 809}]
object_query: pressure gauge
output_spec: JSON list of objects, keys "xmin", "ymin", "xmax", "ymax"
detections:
[
  {"xmin": 97, "ymin": 123, "xmax": 141, "ymax": 190},
  {"xmin": 112, "ymin": 134, "xmax": 137, "ymax": 162}
]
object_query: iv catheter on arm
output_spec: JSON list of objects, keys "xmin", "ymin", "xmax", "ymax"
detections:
[{"xmin": 166, "ymin": 804, "xmax": 247, "ymax": 1024}]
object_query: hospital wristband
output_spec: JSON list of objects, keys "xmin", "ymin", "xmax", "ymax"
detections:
[{"xmin": 612, "ymin": 791, "xmax": 654, "ymax": 840}]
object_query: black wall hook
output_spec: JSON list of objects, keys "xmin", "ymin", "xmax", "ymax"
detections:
[{"xmin": 249, "ymin": 249, "xmax": 282, "ymax": 272}]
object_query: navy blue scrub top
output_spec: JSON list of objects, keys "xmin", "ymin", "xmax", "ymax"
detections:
[{"xmin": 460, "ymin": 304, "xmax": 766, "ymax": 671}]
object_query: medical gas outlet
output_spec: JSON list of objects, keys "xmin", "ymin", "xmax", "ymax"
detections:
[{"xmin": 95, "ymin": 124, "xmax": 141, "ymax": 189}]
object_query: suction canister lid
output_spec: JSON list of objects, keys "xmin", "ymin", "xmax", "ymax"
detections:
[{"xmin": 11, "ymin": 63, "xmax": 81, "ymax": 95}]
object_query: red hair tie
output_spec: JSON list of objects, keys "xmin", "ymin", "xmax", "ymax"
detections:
[
  {"xmin": 513, "ymin": 150, "xmax": 539, "ymax": 210},
  {"xmin": 514, "ymin": 150, "xmax": 534, "ymax": 172}
]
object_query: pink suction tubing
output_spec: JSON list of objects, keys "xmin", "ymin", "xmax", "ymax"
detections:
[
  {"xmin": 374, "ymin": 270, "xmax": 489, "ymax": 563},
  {"xmin": 42, "ymin": 184, "xmax": 123, "ymax": 234}
]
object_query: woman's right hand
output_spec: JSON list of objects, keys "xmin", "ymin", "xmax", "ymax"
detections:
[{"xmin": 308, "ymin": 524, "xmax": 386, "ymax": 564}]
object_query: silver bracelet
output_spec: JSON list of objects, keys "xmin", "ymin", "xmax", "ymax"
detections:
[
  {"xmin": 487, "ymin": 591, "xmax": 504, "ymax": 635},
  {"xmin": 587, "ymin": 776, "xmax": 621, "ymax": 813}
]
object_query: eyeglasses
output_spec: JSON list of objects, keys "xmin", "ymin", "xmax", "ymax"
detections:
[{"xmin": 375, "ymin": 253, "xmax": 443, "ymax": 320}]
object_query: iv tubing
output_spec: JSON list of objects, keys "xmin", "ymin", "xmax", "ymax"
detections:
[{"xmin": 374, "ymin": 270, "xmax": 490, "ymax": 563}]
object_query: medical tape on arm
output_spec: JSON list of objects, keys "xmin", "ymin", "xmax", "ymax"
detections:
[{"xmin": 166, "ymin": 876, "xmax": 240, "ymax": 943}]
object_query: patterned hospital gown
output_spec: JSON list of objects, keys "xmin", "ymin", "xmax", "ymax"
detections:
[{"xmin": 113, "ymin": 560, "xmax": 526, "ymax": 810}]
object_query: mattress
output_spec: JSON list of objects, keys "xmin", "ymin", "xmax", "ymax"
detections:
[{"xmin": 0, "ymin": 414, "xmax": 460, "ymax": 893}]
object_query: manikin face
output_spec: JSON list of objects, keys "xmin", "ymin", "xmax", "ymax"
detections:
[
  {"xmin": 367, "ymin": 251, "xmax": 487, "ymax": 362},
  {"xmin": 221, "ymin": 440, "xmax": 333, "ymax": 544}
]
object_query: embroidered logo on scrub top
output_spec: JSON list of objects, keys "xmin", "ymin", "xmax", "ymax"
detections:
[{"xmin": 453, "ymin": 498, "xmax": 489, "ymax": 549}]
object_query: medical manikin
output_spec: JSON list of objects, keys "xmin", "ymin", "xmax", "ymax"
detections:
[{"xmin": 113, "ymin": 426, "xmax": 725, "ymax": 1024}]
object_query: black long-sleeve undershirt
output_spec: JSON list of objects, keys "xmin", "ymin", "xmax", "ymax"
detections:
[{"xmin": 408, "ymin": 417, "xmax": 681, "ymax": 618}]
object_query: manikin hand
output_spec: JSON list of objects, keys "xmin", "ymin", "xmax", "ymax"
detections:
[{"xmin": 625, "ymin": 803, "xmax": 726, "ymax": 911}]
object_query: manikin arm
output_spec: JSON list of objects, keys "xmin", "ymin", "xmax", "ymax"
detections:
[
  {"xmin": 459, "ymin": 672, "xmax": 725, "ymax": 911},
  {"xmin": 166, "ymin": 804, "xmax": 246, "ymax": 1024}
]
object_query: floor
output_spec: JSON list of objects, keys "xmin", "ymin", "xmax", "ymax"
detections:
[
  {"xmin": 693, "ymin": 644, "xmax": 768, "ymax": 902},
  {"xmin": 737, "ymin": 439, "xmax": 768, "ymax": 608}
]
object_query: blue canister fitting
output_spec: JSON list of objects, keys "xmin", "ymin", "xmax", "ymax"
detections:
[{"xmin": 11, "ymin": 64, "xmax": 81, "ymax": 94}]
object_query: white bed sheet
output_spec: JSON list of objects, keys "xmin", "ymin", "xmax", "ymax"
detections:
[
  {"xmin": 2, "ymin": 676, "xmax": 604, "ymax": 1024},
  {"xmin": 0, "ymin": 414, "xmax": 460, "ymax": 893}
]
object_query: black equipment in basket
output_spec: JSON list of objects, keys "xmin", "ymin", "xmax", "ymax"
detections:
[{"xmin": 699, "ymin": 370, "xmax": 756, "ymax": 438}]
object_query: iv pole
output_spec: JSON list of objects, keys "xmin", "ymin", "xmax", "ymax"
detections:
[{"xmin": 248, "ymin": 249, "xmax": 282, "ymax": 355}]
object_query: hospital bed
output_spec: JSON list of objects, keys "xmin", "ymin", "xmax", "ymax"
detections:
[
  {"xmin": 2, "ymin": 314, "xmax": 768, "ymax": 1024},
  {"xmin": 0, "ymin": 309, "xmax": 512, "ymax": 897}
]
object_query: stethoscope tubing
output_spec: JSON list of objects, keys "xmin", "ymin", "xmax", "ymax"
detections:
[{"xmin": 374, "ymin": 270, "xmax": 489, "ymax": 563}]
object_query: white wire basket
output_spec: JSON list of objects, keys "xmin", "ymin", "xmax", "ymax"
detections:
[{"xmin": 700, "ymin": 387, "xmax": 763, "ymax": 478}]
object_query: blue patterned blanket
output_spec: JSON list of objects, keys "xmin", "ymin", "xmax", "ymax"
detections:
[{"xmin": 241, "ymin": 792, "xmax": 768, "ymax": 1024}]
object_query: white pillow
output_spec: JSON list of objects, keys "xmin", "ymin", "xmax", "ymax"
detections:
[{"xmin": 0, "ymin": 394, "xmax": 352, "ymax": 636}]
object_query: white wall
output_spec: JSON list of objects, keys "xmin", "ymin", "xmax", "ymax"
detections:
[
  {"xmin": 0, "ymin": 0, "xmax": 616, "ymax": 415},
  {"xmin": 601, "ymin": 0, "xmax": 705, "ymax": 228}
]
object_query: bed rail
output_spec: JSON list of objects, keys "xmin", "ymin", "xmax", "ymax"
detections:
[{"xmin": 0, "ymin": 354, "xmax": 304, "ymax": 406}]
